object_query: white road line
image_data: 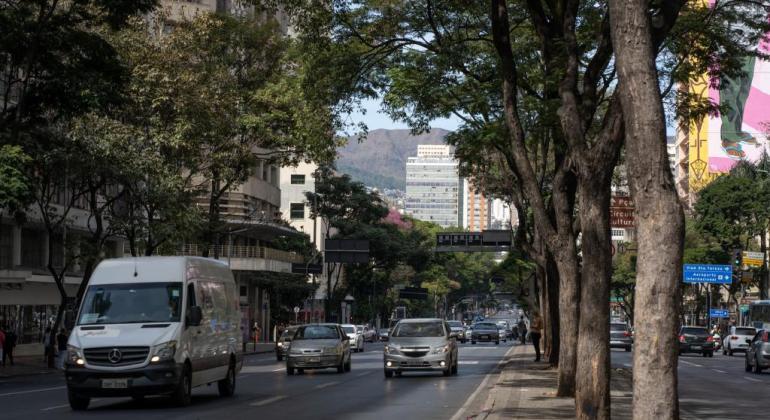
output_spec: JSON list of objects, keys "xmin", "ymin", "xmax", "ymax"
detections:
[
  {"xmin": 713, "ymin": 369, "xmax": 727, "ymax": 374},
  {"xmin": 623, "ymin": 363, "xmax": 632, "ymax": 368},
  {"xmin": 0, "ymin": 386, "xmax": 66, "ymax": 398},
  {"xmin": 249, "ymin": 395, "xmax": 287, "ymax": 407},
  {"xmin": 40, "ymin": 404, "xmax": 71, "ymax": 411},
  {"xmin": 450, "ymin": 344, "xmax": 517, "ymax": 420},
  {"xmin": 679, "ymin": 360, "xmax": 703, "ymax": 368},
  {"xmin": 355, "ymin": 372, "xmax": 370, "ymax": 377},
  {"xmin": 458, "ymin": 361, "xmax": 479, "ymax": 365},
  {"xmin": 314, "ymin": 381, "xmax": 340, "ymax": 389},
  {"xmin": 743, "ymin": 376, "xmax": 763, "ymax": 382},
  {"xmin": 272, "ymin": 368, "xmax": 284, "ymax": 372}
]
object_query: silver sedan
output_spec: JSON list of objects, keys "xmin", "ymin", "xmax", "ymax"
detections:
[
  {"xmin": 286, "ymin": 324, "xmax": 351, "ymax": 375},
  {"xmin": 384, "ymin": 318, "xmax": 458, "ymax": 377}
]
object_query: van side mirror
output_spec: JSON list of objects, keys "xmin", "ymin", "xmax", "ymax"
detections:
[
  {"xmin": 449, "ymin": 331, "xmax": 458, "ymax": 339},
  {"xmin": 187, "ymin": 306, "xmax": 202, "ymax": 327},
  {"xmin": 746, "ymin": 338, "xmax": 753, "ymax": 345}
]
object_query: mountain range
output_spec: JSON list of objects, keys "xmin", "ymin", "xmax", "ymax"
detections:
[{"xmin": 337, "ymin": 128, "xmax": 450, "ymax": 190}]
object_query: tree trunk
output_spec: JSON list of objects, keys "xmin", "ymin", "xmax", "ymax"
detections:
[
  {"xmin": 609, "ymin": 2, "xmax": 685, "ymax": 418},
  {"xmin": 575, "ymin": 177, "xmax": 613, "ymax": 419},
  {"xmin": 546, "ymin": 253, "xmax": 561, "ymax": 365},
  {"xmin": 761, "ymin": 230, "xmax": 767, "ymax": 300},
  {"xmin": 553, "ymin": 248, "xmax": 580, "ymax": 397}
]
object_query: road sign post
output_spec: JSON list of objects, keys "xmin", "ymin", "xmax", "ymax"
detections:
[{"xmin": 683, "ymin": 264, "xmax": 733, "ymax": 284}]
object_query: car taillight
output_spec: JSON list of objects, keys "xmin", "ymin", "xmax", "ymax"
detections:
[
  {"xmin": 623, "ymin": 331, "xmax": 631, "ymax": 337},
  {"xmin": 731, "ymin": 336, "xmax": 738, "ymax": 340},
  {"xmin": 679, "ymin": 335, "xmax": 686, "ymax": 343},
  {"xmin": 706, "ymin": 336, "xmax": 714, "ymax": 342}
]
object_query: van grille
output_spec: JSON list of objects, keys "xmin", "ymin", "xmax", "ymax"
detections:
[{"xmin": 84, "ymin": 346, "xmax": 150, "ymax": 367}]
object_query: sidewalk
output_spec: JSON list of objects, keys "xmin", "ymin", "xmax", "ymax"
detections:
[{"xmin": 460, "ymin": 344, "xmax": 633, "ymax": 419}]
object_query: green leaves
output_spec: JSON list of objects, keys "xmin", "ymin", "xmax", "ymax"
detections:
[{"xmin": 0, "ymin": 145, "xmax": 32, "ymax": 213}]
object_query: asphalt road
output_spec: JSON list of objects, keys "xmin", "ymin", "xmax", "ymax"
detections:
[
  {"xmin": 0, "ymin": 339, "xmax": 516, "ymax": 420},
  {"xmin": 611, "ymin": 347, "xmax": 768, "ymax": 420}
]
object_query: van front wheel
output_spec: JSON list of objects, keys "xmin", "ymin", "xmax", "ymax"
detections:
[
  {"xmin": 68, "ymin": 388, "xmax": 90, "ymax": 411},
  {"xmin": 172, "ymin": 366, "xmax": 192, "ymax": 407},
  {"xmin": 218, "ymin": 362, "xmax": 236, "ymax": 397}
]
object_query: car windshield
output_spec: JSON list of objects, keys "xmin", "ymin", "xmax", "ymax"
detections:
[
  {"xmin": 78, "ymin": 282, "xmax": 182, "ymax": 325},
  {"xmin": 295, "ymin": 325, "xmax": 340, "ymax": 340},
  {"xmin": 610, "ymin": 324, "xmax": 628, "ymax": 331},
  {"xmin": 682, "ymin": 327, "xmax": 708, "ymax": 336},
  {"xmin": 342, "ymin": 326, "xmax": 355, "ymax": 334},
  {"xmin": 392, "ymin": 322, "xmax": 445, "ymax": 337},
  {"xmin": 447, "ymin": 321, "xmax": 463, "ymax": 328},
  {"xmin": 736, "ymin": 327, "xmax": 756, "ymax": 336},
  {"xmin": 474, "ymin": 323, "xmax": 498, "ymax": 330}
]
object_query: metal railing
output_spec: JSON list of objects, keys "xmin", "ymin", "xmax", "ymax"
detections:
[{"xmin": 177, "ymin": 244, "xmax": 304, "ymax": 263}]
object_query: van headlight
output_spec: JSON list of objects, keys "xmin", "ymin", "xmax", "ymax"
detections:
[
  {"xmin": 67, "ymin": 345, "xmax": 85, "ymax": 365},
  {"xmin": 432, "ymin": 345, "xmax": 449, "ymax": 354},
  {"xmin": 151, "ymin": 341, "xmax": 177, "ymax": 363}
]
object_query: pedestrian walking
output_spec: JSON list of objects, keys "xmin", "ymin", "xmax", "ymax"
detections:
[
  {"xmin": 517, "ymin": 316, "xmax": 527, "ymax": 345},
  {"xmin": 2, "ymin": 324, "xmax": 17, "ymax": 366},
  {"xmin": 43, "ymin": 326, "xmax": 52, "ymax": 363},
  {"xmin": 56, "ymin": 328, "xmax": 69, "ymax": 369},
  {"xmin": 530, "ymin": 311, "xmax": 543, "ymax": 362}
]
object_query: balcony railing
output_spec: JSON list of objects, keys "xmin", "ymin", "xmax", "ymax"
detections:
[{"xmin": 177, "ymin": 244, "xmax": 304, "ymax": 264}]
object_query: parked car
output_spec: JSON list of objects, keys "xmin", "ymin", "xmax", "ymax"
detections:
[
  {"xmin": 609, "ymin": 322, "xmax": 633, "ymax": 352},
  {"xmin": 678, "ymin": 326, "xmax": 715, "ymax": 357},
  {"xmin": 447, "ymin": 320, "xmax": 466, "ymax": 343},
  {"xmin": 286, "ymin": 324, "xmax": 351, "ymax": 375},
  {"xmin": 276, "ymin": 326, "xmax": 298, "ymax": 361},
  {"xmin": 470, "ymin": 322, "xmax": 500, "ymax": 345},
  {"xmin": 724, "ymin": 326, "xmax": 756, "ymax": 356},
  {"xmin": 341, "ymin": 324, "xmax": 364, "ymax": 352},
  {"xmin": 378, "ymin": 328, "xmax": 390, "ymax": 341},
  {"xmin": 64, "ymin": 257, "xmax": 243, "ymax": 410},
  {"xmin": 383, "ymin": 318, "xmax": 458, "ymax": 378}
]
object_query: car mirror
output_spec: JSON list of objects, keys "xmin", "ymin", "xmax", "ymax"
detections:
[
  {"xmin": 186, "ymin": 306, "xmax": 202, "ymax": 327},
  {"xmin": 449, "ymin": 331, "xmax": 458, "ymax": 339},
  {"xmin": 746, "ymin": 338, "xmax": 752, "ymax": 344},
  {"xmin": 382, "ymin": 335, "xmax": 389, "ymax": 342},
  {"xmin": 342, "ymin": 335, "xmax": 350, "ymax": 341}
]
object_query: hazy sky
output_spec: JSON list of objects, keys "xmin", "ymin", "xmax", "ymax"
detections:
[{"xmin": 346, "ymin": 98, "xmax": 462, "ymax": 132}]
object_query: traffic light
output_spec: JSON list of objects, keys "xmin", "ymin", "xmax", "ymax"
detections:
[{"xmin": 733, "ymin": 248, "xmax": 743, "ymax": 268}]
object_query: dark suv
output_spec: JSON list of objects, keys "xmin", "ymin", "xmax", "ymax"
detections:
[
  {"xmin": 609, "ymin": 322, "xmax": 633, "ymax": 352},
  {"xmin": 678, "ymin": 326, "xmax": 715, "ymax": 357}
]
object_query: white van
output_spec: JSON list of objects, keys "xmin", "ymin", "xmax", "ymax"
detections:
[{"xmin": 64, "ymin": 257, "xmax": 243, "ymax": 410}]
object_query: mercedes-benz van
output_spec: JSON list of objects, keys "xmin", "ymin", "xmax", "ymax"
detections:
[{"xmin": 64, "ymin": 257, "xmax": 243, "ymax": 410}]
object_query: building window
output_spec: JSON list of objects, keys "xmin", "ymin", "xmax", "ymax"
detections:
[
  {"xmin": 290, "ymin": 203, "xmax": 305, "ymax": 220},
  {"xmin": 291, "ymin": 174, "xmax": 306, "ymax": 185}
]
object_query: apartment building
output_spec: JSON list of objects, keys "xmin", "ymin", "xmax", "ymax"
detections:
[{"xmin": 405, "ymin": 145, "xmax": 463, "ymax": 228}]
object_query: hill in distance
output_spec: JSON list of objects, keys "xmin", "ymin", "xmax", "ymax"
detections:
[{"xmin": 337, "ymin": 128, "xmax": 450, "ymax": 190}]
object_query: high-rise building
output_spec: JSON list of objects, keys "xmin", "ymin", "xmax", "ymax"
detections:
[
  {"xmin": 405, "ymin": 145, "xmax": 462, "ymax": 228},
  {"xmin": 463, "ymin": 180, "xmax": 491, "ymax": 231}
]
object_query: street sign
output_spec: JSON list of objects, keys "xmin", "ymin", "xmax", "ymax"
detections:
[
  {"xmin": 610, "ymin": 195, "xmax": 634, "ymax": 228},
  {"xmin": 398, "ymin": 287, "xmax": 428, "ymax": 300},
  {"xmin": 325, "ymin": 239, "xmax": 370, "ymax": 263},
  {"xmin": 743, "ymin": 251, "xmax": 765, "ymax": 267},
  {"xmin": 435, "ymin": 230, "xmax": 512, "ymax": 252},
  {"xmin": 291, "ymin": 263, "xmax": 323, "ymax": 274},
  {"xmin": 709, "ymin": 308, "xmax": 729, "ymax": 318},
  {"xmin": 683, "ymin": 264, "xmax": 733, "ymax": 284}
]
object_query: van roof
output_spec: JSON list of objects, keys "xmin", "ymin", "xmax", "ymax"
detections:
[{"xmin": 89, "ymin": 256, "xmax": 232, "ymax": 286}]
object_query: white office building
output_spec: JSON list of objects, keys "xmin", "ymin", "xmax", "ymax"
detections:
[{"xmin": 405, "ymin": 145, "xmax": 463, "ymax": 228}]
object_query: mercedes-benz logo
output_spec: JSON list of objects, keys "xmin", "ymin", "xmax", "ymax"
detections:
[{"xmin": 108, "ymin": 348, "xmax": 122, "ymax": 364}]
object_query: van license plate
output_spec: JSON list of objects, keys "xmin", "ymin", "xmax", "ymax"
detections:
[{"xmin": 101, "ymin": 378, "xmax": 129, "ymax": 389}]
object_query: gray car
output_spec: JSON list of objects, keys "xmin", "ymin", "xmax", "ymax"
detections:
[
  {"xmin": 286, "ymin": 324, "xmax": 351, "ymax": 375},
  {"xmin": 276, "ymin": 326, "xmax": 298, "ymax": 361},
  {"xmin": 745, "ymin": 329, "xmax": 770, "ymax": 373},
  {"xmin": 384, "ymin": 318, "xmax": 459, "ymax": 378},
  {"xmin": 609, "ymin": 322, "xmax": 633, "ymax": 352}
]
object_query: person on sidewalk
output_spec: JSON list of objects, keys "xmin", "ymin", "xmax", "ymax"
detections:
[
  {"xmin": 517, "ymin": 316, "xmax": 527, "ymax": 345},
  {"xmin": 56, "ymin": 328, "xmax": 69, "ymax": 369},
  {"xmin": 530, "ymin": 311, "xmax": 543, "ymax": 362},
  {"xmin": 2, "ymin": 325, "xmax": 17, "ymax": 366},
  {"xmin": 0, "ymin": 325, "xmax": 5, "ymax": 367}
]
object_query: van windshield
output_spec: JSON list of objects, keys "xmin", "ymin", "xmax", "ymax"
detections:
[{"xmin": 78, "ymin": 282, "xmax": 183, "ymax": 325}]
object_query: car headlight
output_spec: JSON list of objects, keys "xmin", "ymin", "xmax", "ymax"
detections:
[
  {"xmin": 324, "ymin": 346, "xmax": 341, "ymax": 355},
  {"xmin": 290, "ymin": 348, "xmax": 303, "ymax": 355},
  {"xmin": 277, "ymin": 342, "xmax": 284, "ymax": 347},
  {"xmin": 385, "ymin": 345, "xmax": 401, "ymax": 355},
  {"xmin": 67, "ymin": 345, "xmax": 85, "ymax": 365},
  {"xmin": 432, "ymin": 345, "xmax": 449, "ymax": 354},
  {"xmin": 151, "ymin": 341, "xmax": 177, "ymax": 363}
]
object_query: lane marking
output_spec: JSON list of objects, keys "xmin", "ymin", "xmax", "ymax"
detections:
[
  {"xmin": 450, "ymin": 343, "xmax": 517, "ymax": 420},
  {"xmin": 355, "ymin": 372, "xmax": 370, "ymax": 377},
  {"xmin": 0, "ymin": 386, "xmax": 66, "ymax": 398},
  {"xmin": 40, "ymin": 404, "xmax": 71, "ymax": 411},
  {"xmin": 679, "ymin": 360, "xmax": 702, "ymax": 368},
  {"xmin": 743, "ymin": 376, "xmax": 763, "ymax": 382},
  {"xmin": 314, "ymin": 381, "xmax": 340, "ymax": 389},
  {"xmin": 623, "ymin": 363, "xmax": 632, "ymax": 368},
  {"xmin": 712, "ymin": 369, "xmax": 727, "ymax": 374},
  {"xmin": 249, "ymin": 395, "xmax": 287, "ymax": 407},
  {"xmin": 272, "ymin": 368, "xmax": 284, "ymax": 372},
  {"xmin": 459, "ymin": 361, "xmax": 479, "ymax": 365}
]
